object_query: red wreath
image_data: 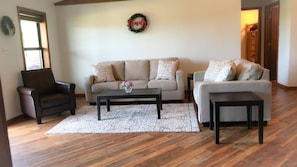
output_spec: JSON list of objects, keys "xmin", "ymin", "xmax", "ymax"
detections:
[{"xmin": 127, "ymin": 13, "xmax": 148, "ymax": 33}]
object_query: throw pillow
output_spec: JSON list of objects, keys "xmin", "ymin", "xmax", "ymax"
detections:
[
  {"xmin": 155, "ymin": 60, "xmax": 178, "ymax": 80},
  {"xmin": 92, "ymin": 64, "xmax": 116, "ymax": 83},
  {"xmin": 204, "ymin": 60, "xmax": 236, "ymax": 82},
  {"xmin": 235, "ymin": 59, "xmax": 264, "ymax": 80}
]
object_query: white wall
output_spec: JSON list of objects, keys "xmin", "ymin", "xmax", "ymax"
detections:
[
  {"xmin": 0, "ymin": 0, "xmax": 62, "ymax": 120},
  {"xmin": 278, "ymin": 0, "xmax": 297, "ymax": 86},
  {"xmin": 56, "ymin": 0, "xmax": 241, "ymax": 94}
]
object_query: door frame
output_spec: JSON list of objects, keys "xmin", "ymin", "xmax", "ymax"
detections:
[{"xmin": 264, "ymin": 1, "xmax": 279, "ymax": 81}]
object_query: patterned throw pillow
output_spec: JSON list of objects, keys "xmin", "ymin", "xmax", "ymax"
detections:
[
  {"xmin": 155, "ymin": 60, "xmax": 178, "ymax": 80},
  {"xmin": 204, "ymin": 60, "xmax": 236, "ymax": 82},
  {"xmin": 92, "ymin": 64, "xmax": 116, "ymax": 83},
  {"xmin": 234, "ymin": 59, "xmax": 264, "ymax": 80}
]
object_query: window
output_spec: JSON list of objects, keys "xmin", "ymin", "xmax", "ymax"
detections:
[{"xmin": 17, "ymin": 7, "xmax": 51, "ymax": 70}]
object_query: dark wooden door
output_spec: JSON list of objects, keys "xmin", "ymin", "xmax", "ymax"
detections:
[
  {"xmin": 264, "ymin": 2, "xmax": 279, "ymax": 81},
  {"xmin": 0, "ymin": 78, "xmax": 13, "ymax": 167}
]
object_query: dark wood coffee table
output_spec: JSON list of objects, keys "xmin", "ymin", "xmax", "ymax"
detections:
[
  {"xmin": 209, "ymin": 92, "xmax": 264, "ymax": 144},
  {"xmin": 96, "ymin": 88, "xmax": 162, "ymax": 120}
]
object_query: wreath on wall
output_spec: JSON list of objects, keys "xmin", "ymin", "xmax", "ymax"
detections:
[
  {"xmin": 1, "ymin": 16, "xmax": 15, "ymax": 36},
  {"xmin": 127, "ymin": 13, "xmax": 148, "ymax": 33}
]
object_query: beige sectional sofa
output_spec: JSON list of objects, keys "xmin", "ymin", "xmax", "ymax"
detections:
[
  {"xmin": 193, "ymin": 59, "xmax": 272, "ymax": 125},
  {"xmin": 85, "ymin": 57, "xmax": 184, "ymax": 104}
]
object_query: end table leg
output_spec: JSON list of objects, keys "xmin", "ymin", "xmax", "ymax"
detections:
[
  {"xmin": 215, "ymin": 105, "xmax": 220, "ymax": 144},
  {"xmin": 259, "ymin": 102, "xmax": 264, "ymax": 144},
  {"xmin": 97, "ymin": 97, "xmax": 101, "ymax": 120},
  {"xmin": 210, "ymin": 100, "xmax": 214, "ymax": 130},
  {"xmin": 247, "ymin": 105, "xmax": 252, "ymax": 129}
]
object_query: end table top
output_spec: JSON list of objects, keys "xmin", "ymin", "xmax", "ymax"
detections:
[{"xmin": 209, "ymin": 91, "xmax": 263, "ymax": 103}]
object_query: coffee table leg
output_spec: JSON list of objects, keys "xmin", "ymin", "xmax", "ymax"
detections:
[
  {"xmin": 97, "ymin": 97, "xmax": 101, "ymax": 120},
  {"xmin": 160, "ymin": 92, "xmax": 163, "ymax": 110},
  {"xmin": 157, "ymin": 96, "xmax": 161, "ymax": 119},
  {"xmin": 107, "ymin": 99, "xmax": 110, "ymax": 111}
]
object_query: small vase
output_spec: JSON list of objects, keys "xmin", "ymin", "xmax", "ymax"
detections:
[{"xmin": 124, "ymin": 86, "xmax": 132, "ymax": 93}]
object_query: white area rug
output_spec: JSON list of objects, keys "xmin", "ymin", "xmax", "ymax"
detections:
[{"xmin": 46, "ymin": 103, "xmax": 199, "ymax": 134}]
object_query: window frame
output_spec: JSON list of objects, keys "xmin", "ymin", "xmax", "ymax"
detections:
[{"xmin": 17, "ymin": 6, "xmax": 51, "ymax": 70}]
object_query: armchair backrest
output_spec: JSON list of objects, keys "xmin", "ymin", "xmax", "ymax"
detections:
[{"xmin": 21, "ymin": 68, "xmax": 56, "ymax": 95}]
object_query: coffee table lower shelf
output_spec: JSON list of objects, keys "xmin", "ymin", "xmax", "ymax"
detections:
[{"xmin": 96, "ymin": 88, "xmax": 162, "ymax": 120}]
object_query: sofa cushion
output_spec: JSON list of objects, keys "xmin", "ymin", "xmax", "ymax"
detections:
[
  {"xmin": 204, "ymin": 60, "xmax": 236, "ymax": 82},
  {"xmin": 125, "ymin": 60, "xmax": 149, "ymax": 80},
  {"xmin": 91, "ymin": 81, "xmax": 120, "ymax": 92},
  {"xmin": 155, "ymin": 60, "xmax": 178, "ymax": 80},
  {"xmin": 150, "ymin": 57, "xmax": 179, "ymax": 80},
  {"xmin": 148, "ymin": 80, "xmax": 177, "ymax": 90},
  {"xmin": 126, "ymin": 80, "xmax": 148, "ymax": 89},
  {"xmin": 92, "ymin": 64, "xmax": 116, "ymax": 83},
  {"xmin": 234, "ymin": 59, "xmax": 264, "ymax": 80}
]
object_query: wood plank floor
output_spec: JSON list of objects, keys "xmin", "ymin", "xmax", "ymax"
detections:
[{"xmin": 7, "ymin": 85, "xmax": 297, "ymax": 167}]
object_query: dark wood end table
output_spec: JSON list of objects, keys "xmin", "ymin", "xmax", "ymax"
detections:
[
  {"xmin": 187, "ymin": 73, "xmax": 193, "ymax": 100},
  {"xmin": 96, "ymin": 88, "xmax": 162, "ymax": 120},
  {"xmin": 209, "ymin": 92, "xmax": 264, "ymax": 144}
]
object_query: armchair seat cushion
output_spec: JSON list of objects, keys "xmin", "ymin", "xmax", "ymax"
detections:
[{"xmin": 40, "ymin": 93, "xmax": 70, "ymax": 108}]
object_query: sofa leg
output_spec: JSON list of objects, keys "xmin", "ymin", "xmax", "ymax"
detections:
[{"xmin": 203, "ymin": 122, "xmax": 210, "ymax": 127}]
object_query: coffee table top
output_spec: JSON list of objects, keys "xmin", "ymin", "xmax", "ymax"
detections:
[{"xmin": 98, "ymin": 88, "xmax": 161, "ymax": 98}]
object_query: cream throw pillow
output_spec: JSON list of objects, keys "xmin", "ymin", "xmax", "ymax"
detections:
[
  {"xmin": 92, "ymin": 64, "xmax": 116, "ymax": 83},
  {"xmin": 204, "ymin": 60, "xmax": 236, "ymax": 82},
  {"xmin": 155, "ymin": 60, "xmax": 178, "ymax": 80}
]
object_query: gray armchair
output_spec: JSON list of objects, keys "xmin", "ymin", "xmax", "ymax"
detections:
[{"xmin": 17, "ymin": 68, "xmax": 76, "ymax": 124}]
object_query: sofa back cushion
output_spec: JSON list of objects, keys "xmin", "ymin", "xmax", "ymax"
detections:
[
  {"xmin": 149, "ymin": 57, "xmax": 179, "ymax": 80},
  {"xmin": 125, "ymin": 60, "xmax": 149, "ymax": 80}
]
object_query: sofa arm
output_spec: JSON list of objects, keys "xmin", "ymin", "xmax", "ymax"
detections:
[
  {"xmin": 176, "ymin": 70, "xmax": 185, "ymax": 97},
  {"xmin": 17, "ymin": 86, "xmax": 41, "ymax": 118},
  {"xmin": 193, "ymin": 80, "xmax": 272, "ymax": 123},
  {"xmin": 193, "ymin": 71, "xmax": 205, "ymax": 82},
  {"xmin": 84, "ymin": 75, "xmax": 95, "ymax": 103}
]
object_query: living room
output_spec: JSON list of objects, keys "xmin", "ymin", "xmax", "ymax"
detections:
[
  {"xmin": 1, "ymin": 0, "xmax": 297, "ymax": 166},
  {"xmin": 1, "ymin": 0, "xmax": 297, "ymax": 121}
]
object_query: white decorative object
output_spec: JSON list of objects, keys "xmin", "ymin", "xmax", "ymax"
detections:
[{"xmin": 124, "ymin": 86, "xmax": 132, "ymax": 93}]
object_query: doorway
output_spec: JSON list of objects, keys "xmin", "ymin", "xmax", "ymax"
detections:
[
  {"xmin": 241, "ymin": 8, "xmax": 261, "ymax": 64},
  {"xmin": 264, "ymin": 1, "xmax": 279, "ymax": 81}
]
